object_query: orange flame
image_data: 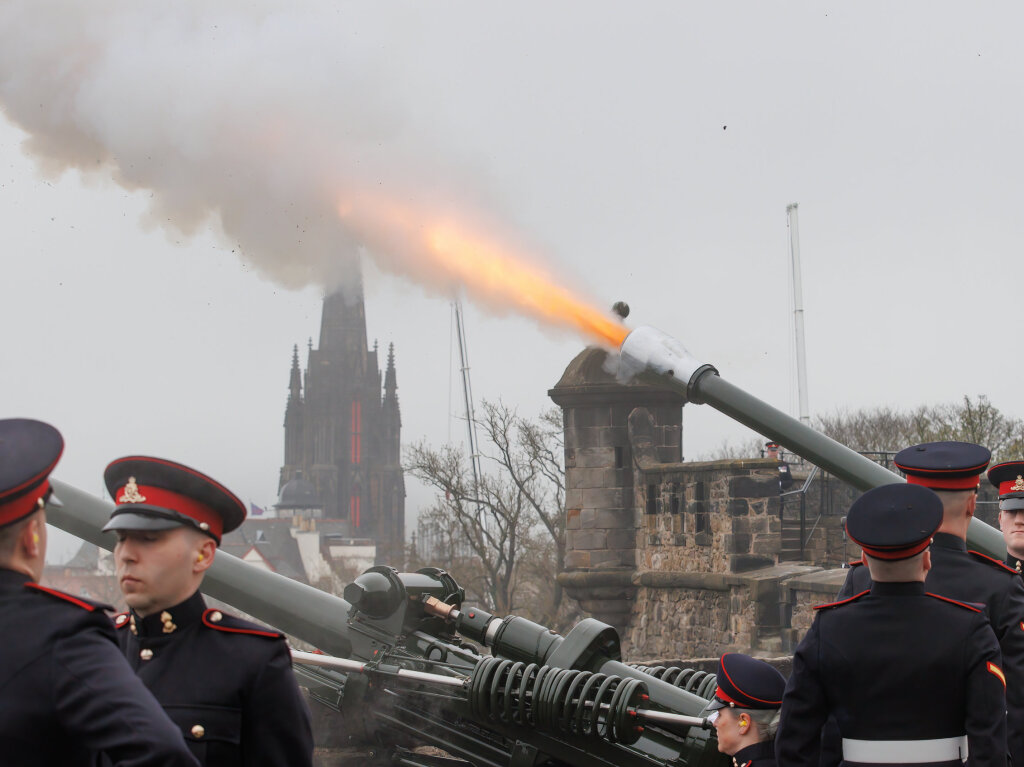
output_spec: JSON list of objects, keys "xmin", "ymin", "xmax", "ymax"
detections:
[{"xmin": 337, "ymin": 197, "xmax": 628, "ymax": 349}]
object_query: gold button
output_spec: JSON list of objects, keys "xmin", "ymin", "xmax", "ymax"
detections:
[
  {"xmin": 160, "ymin": 611, "xmax": 172, "ymax": 622},
  {"xmin": 209, "ymin": 611, "xmax": 223, "ymax": 623},
  {"xmin": 191, "ymin": 724, "xmax": 205, "ymax": 739},
  {"xmin": 140, "ymin": 648, "xmax": 154, "ymax": 660},
  {"xmin": 199, "ymin": 522, "xmax": 210, "ymax": 531}
]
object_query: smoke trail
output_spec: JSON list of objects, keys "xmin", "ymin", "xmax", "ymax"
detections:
[{"xmin": 0, "ymin": 1, "xmax": 620, "ymax": 342}]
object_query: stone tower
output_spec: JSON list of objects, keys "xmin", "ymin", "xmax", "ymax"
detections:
[
  {"xmin": 279, "ymin": 277, "xmax": 405, "ymax": 567},
  {"xmin": 548, "ymin": 347, "xmax": 686, "ymax": 634}
]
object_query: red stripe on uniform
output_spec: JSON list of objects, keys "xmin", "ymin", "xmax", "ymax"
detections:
[
  {"xmin": 988, "ymin": 662, "xmax": 1006, "ymax": 689},
  {"xmin": 814, "ymin": 590, "xmax": 870, "ymax": 610},
  {"xmin": 926, "ymin": 593, "xmax": 981, "ymax": 612},
  {"xmin": 201, "ymin": 609, "xmax": 281, "ymax": 638},
  {"xmin": 24, "ymin": 582, "xmax": 98, "ymax": 611}
]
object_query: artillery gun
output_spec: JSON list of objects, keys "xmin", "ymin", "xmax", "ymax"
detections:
[
  {"xmin": 43, "ymin": 324, "xmax": 1006, "ymax": 765},
  {"xmin": 46, "ymin": 479, "xmax": 723, "ymax": 767}
]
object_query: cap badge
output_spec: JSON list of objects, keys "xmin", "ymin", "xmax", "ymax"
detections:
[
  {"xmin": 1013, "ymin": 476, "xmax": 1024, "ymax": 492},
  {"xmin": 118, "ymin": 477, "xmax": 147, "ymax": 504}
]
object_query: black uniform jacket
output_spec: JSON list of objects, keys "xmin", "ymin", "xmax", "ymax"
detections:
[
  {"xmin": 116, "ymin": 590, "xmax": 313, "ymax": 767},
  {"xmin": 1006, "ymin": 553, "xmax": 1022, "ymax": 577},
  {"xmin": 777, "ymin": 582, "xmax": 1006, "ymax": 767},
  {"xmin": 732, "ymin": 739, "xmax": 776, "ymax": 767},
  {"xmin": 838, "ymin": 533, "xmax": 1024, "ymax": 765},
  {"xmin": 0, "ymin": 568, "xmax": 197, "ymax": 767}
]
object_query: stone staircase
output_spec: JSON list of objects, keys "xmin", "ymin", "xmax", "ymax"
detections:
[{"xmin": 779, "ymin": 496, "xmax": 805, "ymax": 562}]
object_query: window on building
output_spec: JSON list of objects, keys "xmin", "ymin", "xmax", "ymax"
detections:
[
  {"xmin": 646, "ymin": 484, "xmax": 658, "ymax": 514},
  {"xmin": 350, "ymin": 495, "xmax": 361, "ymax": 529},
  {"xmin": 351, "ymin": 400, "xmax": 362, "ymax": 464}
]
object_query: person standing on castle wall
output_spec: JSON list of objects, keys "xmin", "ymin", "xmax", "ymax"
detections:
[
  {"xmin": 833, "ymin": 442, "xmax": 1024, "ymax": 767},
  {"xmin": 990, "ymin": 461, "xmax": 1024, "ymax": 575},
  {"xmin": 0, "ymin": 419, "xmax": 198, "ymax": 767},
  {"xmin": 706, "ymin": 653, "xmax": 785, "ymax": 767},
  {"xmin": 765, "ymin": 441, "xmax": 795, "ymax": 492},
  {"xmin": 777, "ymin": 483, "xmax": 1007, "ymax": 767},
  {"xmin": 102, "ymin": 455, "xmax": 313, "ymax": 767}
]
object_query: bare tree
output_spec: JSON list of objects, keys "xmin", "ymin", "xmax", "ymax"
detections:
[
  {"xmin": 814, "ymin": 395, "xmax": 1024, "ymax": 462},
  {"xmin": 697, "ymin": 436, "xmax": 766, "ymax": 461},
  {"xmin": 406, "ymin": 401, "xmax": 568, "ymax": 624}
]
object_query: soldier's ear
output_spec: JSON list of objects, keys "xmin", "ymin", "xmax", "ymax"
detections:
[
  {"xmin": 193, "ymin": 538, "xmax": 216, "ymax": 574},
  {"xmin": 22, "ymin": 516, "xmax": 43, "ymax": 558}
]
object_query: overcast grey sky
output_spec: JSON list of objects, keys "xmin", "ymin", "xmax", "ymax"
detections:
[{"xmin": 2, "ymin": 3, "xmax": 1021, "ymax": 561}]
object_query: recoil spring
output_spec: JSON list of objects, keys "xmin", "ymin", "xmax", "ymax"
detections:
[
  {"xmin": 468, "ymin": 657, "xmax": 648, "ymax": 745},
  {"xmin": 628, "ymin": 664, "xmax": 718, "ymax": 699}
]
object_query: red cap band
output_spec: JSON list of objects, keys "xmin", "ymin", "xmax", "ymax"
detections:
[
  {"xmin": 905, "ymin": 474, "xmax": 980, "ymax": 490},
  {"xmin": 849, "ymin": 534, "xmax": 932, "ymax": 561},
  {"xmin": 0, "ymin": 480, "xmax": 49, "ymax": 527},
  {"xmin": 713, "ymin": 686, "xmax": 743, "ymax": 706},
  {"xmin": 113, "ymin": 483, "xmax": 223, "ymax": 541},
  {"xmin": 998, "ymin": 478, "xmax": 1024, "ymax": 497}
]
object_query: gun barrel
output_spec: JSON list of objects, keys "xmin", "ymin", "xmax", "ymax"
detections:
[{"xmin": 618, "ymin": 325, "xmax": 1005, "ymax": 558}]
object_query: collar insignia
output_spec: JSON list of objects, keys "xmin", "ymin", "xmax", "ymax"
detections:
[
  {"xmin": 118, "ymin": 477, "xmax": 147, "ymax": 504},
  {"xmin": 161, "ymin": 610, "xmax": 177, "ymax": 634}
]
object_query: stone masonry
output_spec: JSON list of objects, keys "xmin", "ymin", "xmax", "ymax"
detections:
[
  {"xmin": 549, "ymin": 346, "xmax": 685, "ymax": 635},
  {"xmin": 549, "ymin": 346, "xmax": 898, "ymax": 660}
]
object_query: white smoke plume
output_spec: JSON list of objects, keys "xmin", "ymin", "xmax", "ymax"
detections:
[{"xmin": 0, "ymin": 1, "xmax": 620, "ymax": 342}]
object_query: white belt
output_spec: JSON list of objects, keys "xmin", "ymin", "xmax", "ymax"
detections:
[{"xmin": 842, "ymin": 736, "xmax": 968, "ymax": 764}]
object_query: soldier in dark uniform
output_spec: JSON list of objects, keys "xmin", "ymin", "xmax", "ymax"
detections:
[
  {"xmin": 102, "ymin": 455, "xmax": 313, "ymax": 767},
  {"xmin": 0, "ymin": 419, "xmax": 197, "ymax": 767},
  {"xmin": 765, "ymin": 441, "xmax": 795, "ymax": 491},
  {"xmin": 989, "ymin": 461, "xmax": 1024, "ymax": 574},
  {"xmin": 706, "ymin": 652, "xmax": 785, "ymax": 767},
  {"xmin": 777, "ymin": 483, "xmax": 1007, "ymax": 767},
  {"xmin": 834, "ymin": 441, "xmax": 1024, "ymax": 766}
]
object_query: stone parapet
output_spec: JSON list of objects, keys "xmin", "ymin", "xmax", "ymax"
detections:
[{"xmin": 624, "ymin": 564, "xmax": 821, "ymax": 657}]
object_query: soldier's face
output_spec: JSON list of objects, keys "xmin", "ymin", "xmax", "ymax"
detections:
[
  {"xmin": 1000, "ymin": 509, "xmax": 1024, "ymax": 556},
  {"xmin": 710, "ymin": 707, "xmax": 745, "ymax": 755},
  {"xmin": 114, "ymin": 527, "xmax": 200, "ymax": 617}
]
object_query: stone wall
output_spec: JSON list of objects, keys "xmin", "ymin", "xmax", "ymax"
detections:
[
  {"xmin": 555, "ymin": 397, "xmax": 866, "ymax": 659},
  {"xmin": 782, "ymin": 569, "xmax": 851, "ymax": 645},
  {"xmin": 636, "ymin": 456, "xmax": 782, "ymax": 575},
  {"xmin": 625, "ymin": 564, "xmax": 823, "ymax": 658}
]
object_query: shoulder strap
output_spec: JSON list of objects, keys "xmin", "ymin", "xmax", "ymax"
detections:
[
  {"xmin": 814, "ymin": 589, "xmax": 870, "ymax": 610},
  {"xmin": 968, "ymin": 550, "xmax": 1018, "ymax": 575},
  {"xmin": 24, "ymin": 582, "xmax": 109, "ymax": 611},
  {"xmin": 926, "ymin": 592, "xmax": 983, "ymax": 612},
  {"xmin": 201, "ymin": 608, "xmax": 283, "ymax": 639}
]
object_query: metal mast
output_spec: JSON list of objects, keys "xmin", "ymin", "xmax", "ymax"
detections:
[
  {"xmin": 452, "ymin": 300, "xmax": 484, "ymax": 513},
  {"xmin": 786, "ymin": 203, "xmax": 810, "ymax": 426}
]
